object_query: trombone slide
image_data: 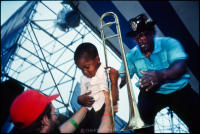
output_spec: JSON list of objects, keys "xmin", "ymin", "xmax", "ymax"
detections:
[{"xmin": 100, "ymin": 11, "xmax": 152, "ymax": 131}]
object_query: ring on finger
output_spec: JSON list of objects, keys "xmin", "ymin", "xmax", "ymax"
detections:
[{"xmin": 151, "ymin": 81, "xmax": 154, "ymax": 85}]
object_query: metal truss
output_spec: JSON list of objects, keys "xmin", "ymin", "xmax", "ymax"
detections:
[
  {"xmin": 154, "ymin": 107, "xmax": 189, "ymax": 133},
  {"xmin": 2, "ymin": 1, "xmax": 92, "ymax": 116},
  {"xmin": 1, "ymin": 1, "xmax": 189, "ymax": 133},
  {"xmin": 2, "ymin": 1, "xmax": 119, "ymax": 116}
]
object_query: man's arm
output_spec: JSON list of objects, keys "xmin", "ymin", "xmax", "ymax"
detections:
[
  {"xmin": 59, "ymin": 107, "xmax": 87, "ymax": 133},
  {"xmin": 158, "ymin": 59, "xmax": 187, "ymax": 81},
  {"xmin": 140, "ymin": 59, "xmax": 187, "ymax": 92},
  {"xmin": 98, "ymin": 91, "xmax": 113, "ymax": 133}
]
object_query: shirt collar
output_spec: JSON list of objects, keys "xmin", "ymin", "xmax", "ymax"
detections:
[
  {"xmin": 135, "ymin": 45, "xmax": 145, "ymax": 59},
  {"xmin": 152, "ymin": 37, "xmax": 162, "ymax": 54},
  {"xmin": 94, "ymin": 63, "xmax": 104, "ymax": 77}
]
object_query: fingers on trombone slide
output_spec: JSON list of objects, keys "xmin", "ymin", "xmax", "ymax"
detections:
[
  {"xmin": 119, "ymin": 72, "xmax": 125, "ymax": 74},
  {"xmin": 104, "ymin": 67, "xmax": 111, "ymax": 73}
]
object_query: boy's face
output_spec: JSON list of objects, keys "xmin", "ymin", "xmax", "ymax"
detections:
[{"xmin": 76, "ymin": 53, "xmax": 100, "ymax": 78}]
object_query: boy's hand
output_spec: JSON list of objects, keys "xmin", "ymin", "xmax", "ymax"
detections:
[
  {"xmin": 78, "ymin": 92, "xmax": 95, "ymax": 107},
  {"xmin": 105, "ymin": 67, "xmax": 119, "ymax": 105},
  {"xmin": 105, "ymin": 67, "xmax": 119, "ymax": 83}
]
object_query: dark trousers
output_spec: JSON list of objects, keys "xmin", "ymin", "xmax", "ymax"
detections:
[
  {"xmin": 75, "ymin": 104, "xmax": 105, "ymax": 133},
  {"xmin": 138, "ymin": 84, "xmax": 199, "ymax": 133}
]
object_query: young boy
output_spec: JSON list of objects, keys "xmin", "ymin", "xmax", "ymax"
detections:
[{"xmin": 74, "ymin": 42, "xmax": 119, "ymax": 133}]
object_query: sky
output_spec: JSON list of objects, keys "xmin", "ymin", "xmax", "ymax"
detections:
[{"xmin": 1, "ymin": 1, "xmax": 26, "ymax": 26}]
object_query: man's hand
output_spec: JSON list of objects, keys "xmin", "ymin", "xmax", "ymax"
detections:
[
  {"xmin": 113, "ymin": 103, "xmax": 118, "ymax": 113},
  {"xmin": 139, "ymin": 70, "xmax": 162, "ymax": 92},
  {"xmin": 78, "ymin": 92, "xmax": 95, "ymax": 107},
  {"xmin": 139, "ymin": 60, "xmax": 187, "ymax": 92}
]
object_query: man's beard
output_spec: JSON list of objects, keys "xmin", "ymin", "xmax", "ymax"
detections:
[
  {"xmin": 140, "ymin": 44, "xmax": 149, "ymax": 53},
  {"xmin": 47, "ymin": 120, "xmax": 60, "ymax": 133},
  {"xmin": 140, "ymin": 41, "xmax": 154, "ymax": 54}
]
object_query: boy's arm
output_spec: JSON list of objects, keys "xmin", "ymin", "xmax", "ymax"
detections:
[{"xmin": 109, "ymin": 67, "xmax": 119, "ymax": 105}]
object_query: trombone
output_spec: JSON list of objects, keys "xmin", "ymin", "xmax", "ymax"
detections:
[{"xmin": 100, "ymin": 12, "xmax": 150, "ymax": 131}]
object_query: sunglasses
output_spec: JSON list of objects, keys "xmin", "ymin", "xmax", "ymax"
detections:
[
  {"xmin": 51, "ymin": 108, "xmax": 60, "ymax": 116},
  {"xmin": 134, "ymin": 32, "xmax": 149, "ymax": 40}
]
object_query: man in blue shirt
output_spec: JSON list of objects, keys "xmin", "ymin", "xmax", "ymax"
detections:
[{"xmin": 119, "ymin": 14, "xmax": 199, "ymax": 133}]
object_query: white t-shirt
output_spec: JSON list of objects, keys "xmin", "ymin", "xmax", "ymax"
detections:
[{"xmin": 80, "ymin": 64, "xmax": 108, "ymax": 111}]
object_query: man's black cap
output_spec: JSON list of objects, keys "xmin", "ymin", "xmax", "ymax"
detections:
[{"xmin": 126, "ymin": 13, "xmax": 156, "ymax": 37}]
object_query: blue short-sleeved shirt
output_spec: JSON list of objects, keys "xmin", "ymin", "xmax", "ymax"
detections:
[{"xmin": 119, "ymin": 37, "xmax": 190, "ymax": 94}]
